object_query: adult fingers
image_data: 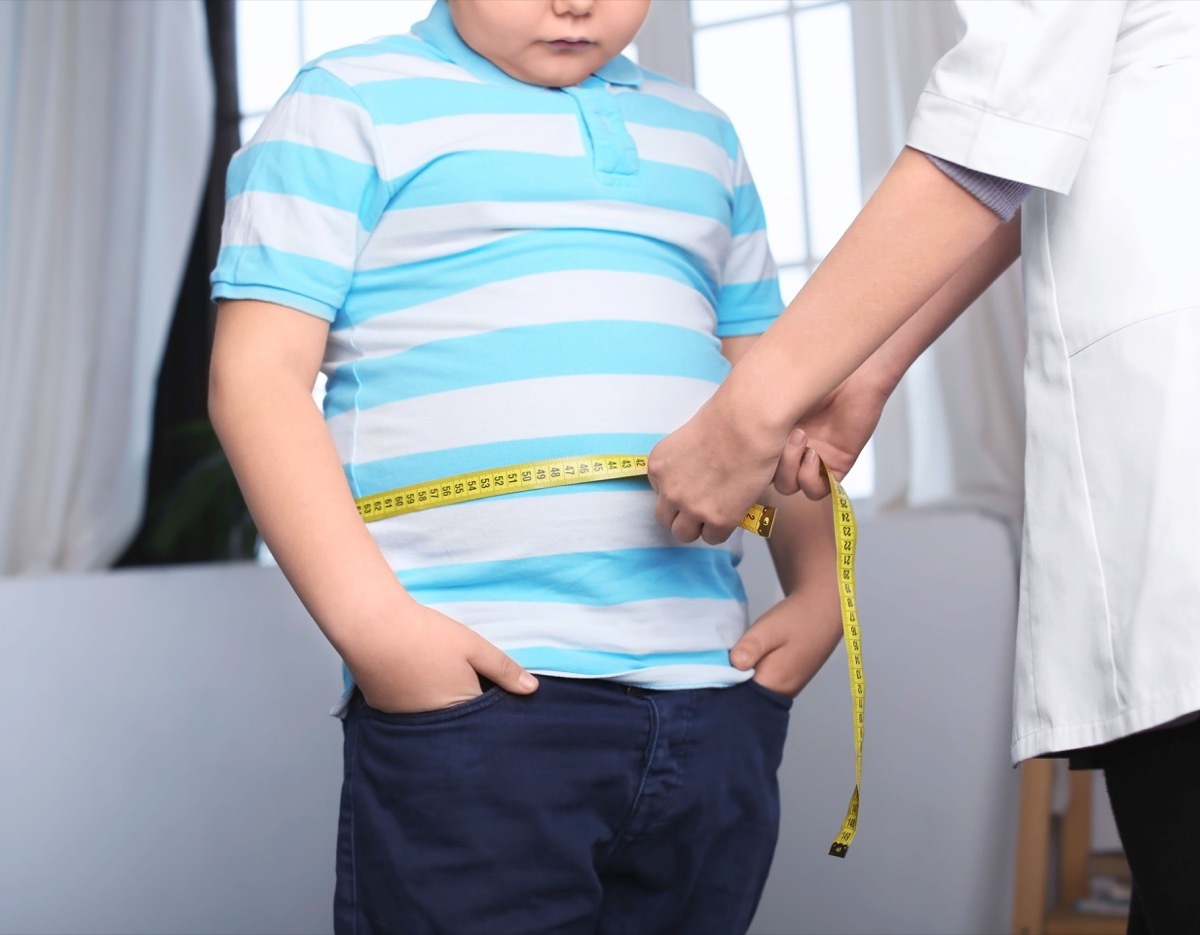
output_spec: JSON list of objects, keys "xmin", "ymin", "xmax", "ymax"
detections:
[
  {"xmin": 699, "ymin": 521, "xmax": 736, "ymax": 545},
  {"xmin": 669, "ymin": 511, "xmax": 703, "ymax": 543},
  {"xmin": 654, "ymin": 494, "xmax": 678, "ymax": 533},
  {"xmin": 797, "ymin": 448, "xmax": 833, "ymax": 500},
  {"xmin": 773, "ymin": 428, "xmax": 807, "ymax": 496}
]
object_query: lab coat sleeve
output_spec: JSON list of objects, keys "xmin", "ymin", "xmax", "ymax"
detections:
[{"xmin": 906, "ymin": 0, "xmax": 1126, "ymax": 194}]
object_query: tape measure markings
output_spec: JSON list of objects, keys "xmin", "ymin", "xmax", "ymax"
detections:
[
  {"xmin": 354, "ymin": 455, "xmax": 776, "ymax": 538},
  {"xmin": 826, "ymin": 459, "xmax": 864, "ymax": 858}
]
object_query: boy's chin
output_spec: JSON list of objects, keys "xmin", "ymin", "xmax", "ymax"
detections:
[{"xmin": 505, "ymin": 57, "xmax": 608, "ymax": 89}]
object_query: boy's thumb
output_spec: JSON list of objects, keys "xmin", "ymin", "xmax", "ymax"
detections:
[
  {"xmin": 469, "ymin": 643, "xmax": 539, "ymax": 694},
  {"xmin": 730, "ymin": 616, "xmax": 786, "ymax": 670}
]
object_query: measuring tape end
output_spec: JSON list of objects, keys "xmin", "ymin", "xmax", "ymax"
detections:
[
  {"xmin": 740, "ymin": 504, "xmax": 777, "ymax": 539},
  {"xmin": 828, "ymin": 843, "xmax": 849, "ymax": 859}
]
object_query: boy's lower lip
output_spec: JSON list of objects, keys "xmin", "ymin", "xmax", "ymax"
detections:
[{"xmin": 546, "ymin": 40, "xmax": 594, "ymax": 51}]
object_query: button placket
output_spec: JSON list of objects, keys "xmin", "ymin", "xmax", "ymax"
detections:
[{"xmin": 564, "ymin": 86, "xmax": 639, "ymax": 179}]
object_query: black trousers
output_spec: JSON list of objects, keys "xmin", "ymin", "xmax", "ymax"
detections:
[{"xmin": 1087, "ymin": 717, "xmax": 1200, "ymax": 935}]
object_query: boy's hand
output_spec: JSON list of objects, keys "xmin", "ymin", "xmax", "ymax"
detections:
[
  {"xmin": 730, "ymin": 592, "xmax": 843, "ymax": 698},
  {"xmin": 345, "ymin": 601, "xmax": 538, "ymax": 715}
]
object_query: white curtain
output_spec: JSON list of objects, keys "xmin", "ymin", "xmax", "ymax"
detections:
[
  {"xmin": 0, "ymin": 0, "xmax": 214, "ymax": 574},
  {"xmin": 849, "ymin": 0, "xmax": 1027, "ymax": 535}
]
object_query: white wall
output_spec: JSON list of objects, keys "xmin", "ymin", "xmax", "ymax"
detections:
[
  {"xmin": 0, "ymin": 563, "xmax": 344, "ymax": 935},
  {"xmin": 0, "ymin": 510, "xmax": 1024, "ymax": 935}
]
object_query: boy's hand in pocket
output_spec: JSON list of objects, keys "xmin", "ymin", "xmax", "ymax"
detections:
[
  {"xmin": 345, "ymin": 600, "xmax": 539, "ymax": 714},
  {"xmin": 730, "ymin": 592, "xmax": 843, "ymax": 698}
]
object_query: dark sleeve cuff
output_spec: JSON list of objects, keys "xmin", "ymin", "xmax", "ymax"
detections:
[{"xmin": 923, "ymin": 152, "xmax": 1031, "ymax": 222}]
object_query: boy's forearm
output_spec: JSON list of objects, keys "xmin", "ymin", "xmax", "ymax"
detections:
[
  {"xmin": 764, "ymin": 487, "xmax": 833, "ymax": 597},
  {"xmin": 209, "ymin": 321, "xmax": 412, "ymax": 656},
  {"xmin": 762, "ymin": 488, "xmax": 846, "ymax": 672},
  {"xmin": 723, "ymin": 146, "xmax": 1003, "ymax": 438},
  {"xmin": 765, "ymin": 491, "xmax": 842, "ymax": 630}
]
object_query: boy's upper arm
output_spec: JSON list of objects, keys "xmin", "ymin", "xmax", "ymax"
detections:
[{"xmin": 211, "ymin": 299, "xmax": 330, "ymax": 391}]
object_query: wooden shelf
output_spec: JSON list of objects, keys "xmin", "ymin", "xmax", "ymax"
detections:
[
  {"xmin": 1012, "ymin": 759, "xmax": 1130, "ymax": 935},
  {"xmin": 1044, "ymin": 907, "xmax": 1128, "ymax": 935}
]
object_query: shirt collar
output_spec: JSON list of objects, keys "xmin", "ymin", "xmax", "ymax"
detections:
[{"xmin": 412, "ymin": 0, "xmax": 643, "ymax": 89}]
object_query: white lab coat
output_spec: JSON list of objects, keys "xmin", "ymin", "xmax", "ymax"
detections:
[{"xmin": 906, "ymin": 0, "xmax": 1200, "ymax": 762}]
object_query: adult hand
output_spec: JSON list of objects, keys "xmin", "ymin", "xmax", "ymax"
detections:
[
  {"xmin": 345, "ymin": 600, "xmax": 538, "ymax": 714},
  {"xmin": 773, "ymin": 371, "xmax": 891, "ymax": 500},
  {"xmin": 648, "ymin": 389, "xmax": 789, "ymax": 544}
]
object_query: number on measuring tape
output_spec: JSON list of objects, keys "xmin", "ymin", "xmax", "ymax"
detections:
[{"xmin": 352, "ymin": 455, "xmax": 776, "ymax": 539}]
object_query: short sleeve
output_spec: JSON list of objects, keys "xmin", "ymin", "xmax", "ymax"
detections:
[
  {"xmin": 906, "ymin": 0, "xmax": 1126, "ymax": 194},
  {"xmin": 714, "ymin": 146, "xmax": 784, "ymax": 338},
  {"xmin": 210, "ymin": 65, "xmax": 391, "ymax": 320}
]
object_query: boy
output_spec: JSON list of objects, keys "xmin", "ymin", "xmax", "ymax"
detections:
[{"xmin": 209, "ymin": 1, "xmax": 843, "ymax": 932}]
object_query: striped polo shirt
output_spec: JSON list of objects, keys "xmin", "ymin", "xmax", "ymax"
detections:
[{"xmin": 211, "ymin": 0, "xmax": 783, "ymax": 691}]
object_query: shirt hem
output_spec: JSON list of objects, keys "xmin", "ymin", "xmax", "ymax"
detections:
[
  {"xmin": 714, "ymin": 316, "xmax": 777, "ymax": 339},
  {"xmin": 329, "ymin": 666, "xmax": 754, "ymax": 718},
  {"xmin": 212, "ymin": 282, "xmax": 338, "ymax": 321},
  {"xmin": 1011, "ymin": 684, "xmax": 1200, "ymax": 763}
]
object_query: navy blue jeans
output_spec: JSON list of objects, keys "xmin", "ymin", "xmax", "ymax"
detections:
[{"xmin": 333, "ymin": 676, "xmax": 791, "ymax": 935}]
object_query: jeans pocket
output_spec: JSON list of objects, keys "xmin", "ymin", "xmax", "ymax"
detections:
[
  {"xmin": 355, "ymin": 685, "xmax": 507, "ymax": 726},
  {"xmin": 744, "ymin": 678, "xmax": 795, "ymax": 710}
]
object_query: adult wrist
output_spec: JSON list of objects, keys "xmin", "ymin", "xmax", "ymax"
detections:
[
  {"xmin": 721, "ymin": 337, "xmax": 807, "ymax": 441},
  {"xmin": 715, "ymin": 362, "xmax": 795, "ymax": 447},
  {"xmin": 858, "ymin": 348, "xmax": 906, "ymax": 399}
]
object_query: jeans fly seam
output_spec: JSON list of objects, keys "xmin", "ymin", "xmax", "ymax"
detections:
[{"xmin": 601, "ymin": 695, "xmax": 660, "ymax": 867}]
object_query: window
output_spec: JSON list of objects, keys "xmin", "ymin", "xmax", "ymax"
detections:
[{"xmin": 236, "ymin": 0, "xmax": 436, "ymax": 144}]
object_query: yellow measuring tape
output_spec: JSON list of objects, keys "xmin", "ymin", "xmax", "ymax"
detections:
[
  {"xmin": 353, "ymin": 452, "xmax": 863, "ymax": 856},
  {"xmin": 354, "ymin": 454, "xmax": 776, "ymax": 537},
  {"xmin": 824, "ymin": 459, "xmax": 863, "ymax": 858}
]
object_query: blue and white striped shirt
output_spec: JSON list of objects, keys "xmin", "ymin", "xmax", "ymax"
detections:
[{"xmin": 212, "ymin": 0, "xmax": 783, "ymax": 691}]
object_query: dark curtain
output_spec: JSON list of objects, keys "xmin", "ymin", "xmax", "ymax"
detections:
[{"xmin": 117, "ymin": 0, "xmax": 250, "ymax": 566}]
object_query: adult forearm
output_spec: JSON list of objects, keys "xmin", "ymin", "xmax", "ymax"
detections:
[
  {"xmin": 209, "ymin": 366, "xmax": 412, "ymax": 655},
  {"xmin": 721, "ymin": 146, "xmax": 1003, "ymax": 438},
  {"xmin": 862, "ymin": 211, "xmax": 1022, "ymax": 395}
]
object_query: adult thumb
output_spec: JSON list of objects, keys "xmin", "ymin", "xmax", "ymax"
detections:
[{"xmin": 773, "ymin": 428, "xmax": 807, "ymax": 496}]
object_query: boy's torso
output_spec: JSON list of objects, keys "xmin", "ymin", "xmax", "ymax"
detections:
[{"xmin": 221, "ymin": 26, "xmax": 781, "ymax": 688}]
